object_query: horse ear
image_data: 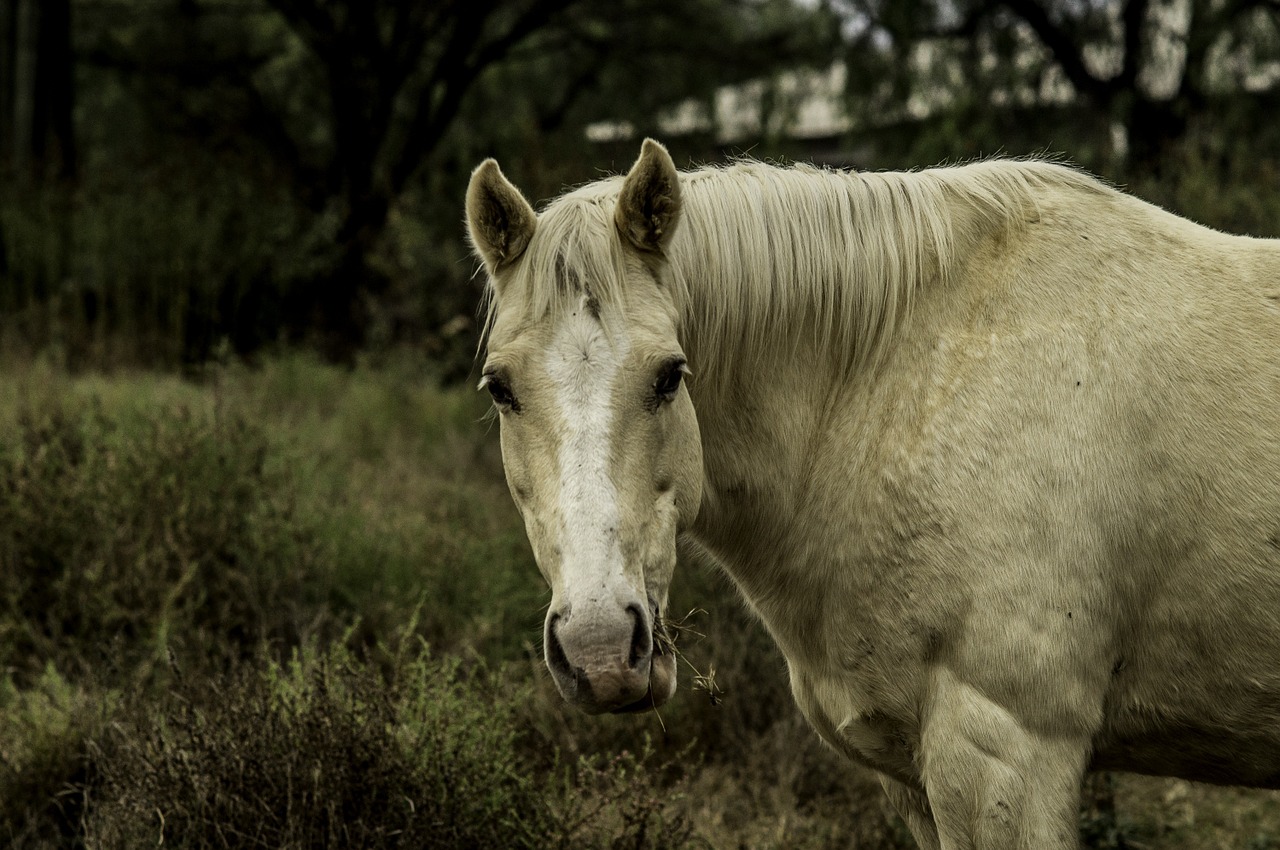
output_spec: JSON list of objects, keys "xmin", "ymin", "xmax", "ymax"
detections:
[
  {"xmin": 616, "ymin": 138, "xmax": 682, "ymax": 254},
  {"xmin": 466, "ymin": 159, "xmax": 538, "ymax": 276}
]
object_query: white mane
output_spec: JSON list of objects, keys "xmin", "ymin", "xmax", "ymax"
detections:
[{"xmin": 493, "ymin": 157, "xmax": 1110, "ymax": 378}]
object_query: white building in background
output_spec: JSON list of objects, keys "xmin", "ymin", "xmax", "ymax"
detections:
[
  {"xmin": 587, "ymin": 0, "xmax": 1280, "ymax": 160},
  {"xmin": 586, "ymin": 62, "xmax": 851, "ymax": 146}
]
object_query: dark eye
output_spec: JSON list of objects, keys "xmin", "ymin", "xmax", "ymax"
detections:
[
  {"xmin": 653, "ymin": 358, "xmax": 687, "ymax": 405},
  {"xmin": 481, "ymin": 373, "xmax": 519, "ymax": 412}
]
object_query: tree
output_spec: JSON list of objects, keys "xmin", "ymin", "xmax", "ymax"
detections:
[
  {"xmin": 255, "ymin": 0, "xmax": 840, "ymax": 356},
  {"xmin": 0, "ymin": 0, "xmax": 75, "ymax": 180},
  {"xmin": 31, "ymin": 0, "xmax": 840, "ymax": 365},
  {"xmin": 835, "ymin": 0, "xmax": 1280, "ymax": 170},
  {"xmin": 91, "ymin": 0, "xmax": 836, "ymax": 358},
  {"xmin": 245, "ymin": 0, "xmax": 585, "ymax": 355}
]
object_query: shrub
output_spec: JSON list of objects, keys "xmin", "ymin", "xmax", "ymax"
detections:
[
  {"xmin": 0, "ymin": 396, "xmax": 327, "ymax": 685},
  {"xmin": 87, "ymin": 641, "xmax": 701, "ymax": 850},
  {"xmin": 0, "ymin": 668, "xmax": 113, "ymax": 849},
  {"xmin": 0, "ymin": 362, "xmax": 881, "ymax": 848}
]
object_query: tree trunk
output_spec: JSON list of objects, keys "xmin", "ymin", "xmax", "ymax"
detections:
[
  {"xmin": 0, "ymin": 1, "xmax": 13, "ymax": 169},
  {"xmin": 2, "ymin": 0, "xmax": 74, "ymax": 180},
  {"xmin": 11, "ymin": 0, "xmax": 34, "ymax": 175},
  {"xmin": 1124, "ymin": 96, "xmax": 1187, "ymax": 175},
  {"xmin": 35, "ymin": 0, "xmax": 75, "ymax": 180}
]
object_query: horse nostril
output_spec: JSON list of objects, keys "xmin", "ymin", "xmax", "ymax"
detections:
[
  {"xmin": 625, "ymin": 604, "xmax": 652, "ymax": 669},
  {"xmin": 545, "ymin": 613, "xmax": 573, "ymax": 681}
]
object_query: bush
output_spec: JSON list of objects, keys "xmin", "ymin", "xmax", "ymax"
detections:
[
  {"xmin": 87, "ymin": 641, "xmax": 700, "ymax": 850},
  {"xmin": 1125, "ymin": 143, "xmax": 1280, "ymax": 239},
  {"xmin": 0, "ymin": 396, "xmax": 327, "ymax": 685},
  {"xmin": 0, "ymin": 167, "xmax": 318, "ymax": 368},
  {"xmin": 0, "ymin": 669, "xmax": 113, "ymax": 849},
  {"xmin": 0, "ymin": 361, "xmax": 886, "ymax": 848}
]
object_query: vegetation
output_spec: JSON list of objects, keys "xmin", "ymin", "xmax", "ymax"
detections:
[
  {"xmin": 1, "ymin": 0, "xmax": 1279, "ymax": 846},
  {"xmin": 0, "ymin": 355, "xmax": 1276, "ymax": 848},
  {"xmin": 3, "ymin": 1, "xmax": 1274, "ymax": 370},
  {"xmin": 0, "ymin": 355, "xmax": 895, "ymax": 848},
  {"xmin": 0, "ymin": 0, "xmax": 842, "ymax": 366}
]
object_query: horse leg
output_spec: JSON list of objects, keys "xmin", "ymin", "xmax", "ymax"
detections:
[
  {"xmin": 880, "ymin": 776, "xmax": 941, "ymax": 850},
  {"xmin": 920, "ymin": 668, "xmax": 1090, "ymax": 850}
]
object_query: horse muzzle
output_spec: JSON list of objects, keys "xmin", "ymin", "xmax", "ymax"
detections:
[{"xmin": 544, "ymin": 602, "xmax": 676, "ymax": 714}]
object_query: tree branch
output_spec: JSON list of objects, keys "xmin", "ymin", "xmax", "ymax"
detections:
[
  {"xmin": 389, "ymin": 0, "xmax": 578, "ymax": 195},
  {"xmin": 1000, "ymin": 0, "xmax": 1113, "ymax": 105},
  {"xmin": 260, "ymin": 0, "xmax": 337, "ymax": 60}
]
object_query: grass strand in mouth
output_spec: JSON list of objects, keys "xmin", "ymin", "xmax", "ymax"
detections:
[{"xmin": 655, "ymin": 608, "xmax": 724, "ymax": 707}]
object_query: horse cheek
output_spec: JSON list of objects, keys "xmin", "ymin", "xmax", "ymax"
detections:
[{"xmin": 670, "ymin": 398, "xmax": 704, "ymax": 529}]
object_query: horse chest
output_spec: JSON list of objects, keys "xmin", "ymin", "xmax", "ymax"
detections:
[
  {"xmin": 694, "ymin": 464, "xmax": 939, "ymax": 789},
  {"xmin": 789, "ymin": 662, "xmax": 922, "ymax": 787}
]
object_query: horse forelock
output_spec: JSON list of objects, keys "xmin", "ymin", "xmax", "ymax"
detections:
[
  {"xmin": 481, "ymin": 179, "xmax": 633, "ymax": 347},
  {"xmin": 483, "ymin": 156, "xmax": 1105, "ymax": 381}
]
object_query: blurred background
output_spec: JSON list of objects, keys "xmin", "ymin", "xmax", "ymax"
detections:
[
  {"xmin": 2, "ymin": 2, "xmax": 1280, "ymax": 848},
  {"xmin": 3, "ymin": 0, "xmax": 1279, "ymax": 376}
]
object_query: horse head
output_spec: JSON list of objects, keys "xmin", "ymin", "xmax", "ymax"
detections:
[{"xmin": 466, "ymin": 139, "xmax": 703, "ymax": 714}]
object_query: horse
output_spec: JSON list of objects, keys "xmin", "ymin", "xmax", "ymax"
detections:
[{"xmin": 464, "ymin": 138, "xmax": 1280, "ymax": 849}]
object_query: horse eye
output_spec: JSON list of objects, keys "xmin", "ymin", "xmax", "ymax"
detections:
[
  {"xmin": 482, "ymin": 374, "xmax": 519, "ymax": 411},
  {"xmin": 654, "ymin": 359, "xmax": 687, "ymax": 404}
]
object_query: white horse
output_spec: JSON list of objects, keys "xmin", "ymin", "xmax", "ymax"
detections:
[{"xmin": 465, "ymin": 139, "xmax": 1280, "ymax": 849}]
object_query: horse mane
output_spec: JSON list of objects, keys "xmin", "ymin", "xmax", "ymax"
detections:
[{"xmin": 487, "ymin": 157, "xmax": 1110, "ymax": 379}]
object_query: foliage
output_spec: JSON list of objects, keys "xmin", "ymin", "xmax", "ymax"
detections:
[
  {"xmin": 0, "ymin": 0, "xmax": 841, "ymax": 367},
  {"xmin": 0, "ymin": 164, "xmax": 316, "ymax": 366},
  {"xmin": 7, "ymin": 1, "xmax": 1280, "ymax": 371},
  {"xmin": 0, "ymin": 358, "xmax": 1278, "ymax": 848},
  {"xmin": 1123, "ymin": 138, "xmax": 1280, "ymax": 238},
  {"xmin": 835, "ymin": 0, "xmax": 1280, "ymax": 172},
  {"xmin": 0, "ymin": 668, "xmax": 110, "ymax": 849},
  {"xmin": 0, "ymin": 354, "xmax": 552, "ymax": 685},
  {"xmin": 86, "ymin": 643, "xmax": 559, "ymax": 849},
  {"xmin": 5, "ymin": 638, "xmax": 702, "ymax": 850},
  {"xmin": 0, "ymin": 390, "xmax": 323, "ymax": 685},
  {"xmin": 0, "ymin": 357, "xmax": 892, "ymax": 848}
]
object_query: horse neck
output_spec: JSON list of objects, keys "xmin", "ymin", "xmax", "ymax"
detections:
[
  {"xmin": 666, "ymin": 166, "xmax": 991, "ymax": 586},
  {"xmin": 663, "ymin": 163, "xmax": 974, "ymax": 395},
  {"xmin": 664, "ymin": 165, "xmax": 928, "ymax": 463}
]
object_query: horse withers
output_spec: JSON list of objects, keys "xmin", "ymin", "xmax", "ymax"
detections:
[{"xmin": 465, "ymin": 139, "xmax": 1280, "ymax": 849}]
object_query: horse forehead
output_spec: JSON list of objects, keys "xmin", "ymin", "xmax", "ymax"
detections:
[
  {"xmin": 488, "ymin": 289, "xmax": 672, "ymax": 375},
  {"xmin": 543, "ymin": 303, "xmax": 630, "ymax": 384}
]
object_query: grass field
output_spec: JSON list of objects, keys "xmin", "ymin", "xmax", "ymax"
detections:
[{"xmin": 1, "ymin": 353, "xmax": 1277, "ymax": 848}]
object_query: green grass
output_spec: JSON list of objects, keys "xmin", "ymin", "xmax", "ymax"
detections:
[{"xmin": 0, "ymin": 354, "xmax": 1277, "ymax": 848}]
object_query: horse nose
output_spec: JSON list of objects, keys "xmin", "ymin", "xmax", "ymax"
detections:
[
  {"xmin": 625, "ymin": 603, "xmax": 653, "ymax": 667},
  {"xmin": 545, "ymin": 603, "xmax": 653, "ymax": 713}
]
